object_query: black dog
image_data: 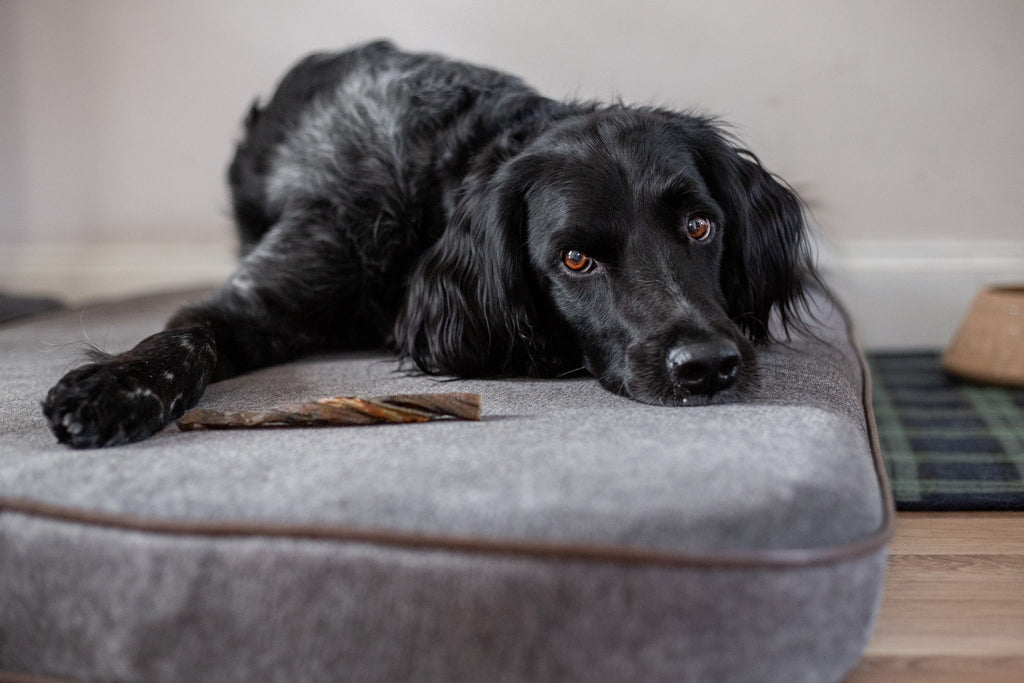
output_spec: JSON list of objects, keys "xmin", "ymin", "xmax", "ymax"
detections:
[{"xmin": 43, "ymin": 40, "xmax": 816, "ymax": 448}]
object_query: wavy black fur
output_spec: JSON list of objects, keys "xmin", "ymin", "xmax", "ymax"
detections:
[{"xmin": 42, "ymin": 40, "xmax": 818, "ymax": 448}]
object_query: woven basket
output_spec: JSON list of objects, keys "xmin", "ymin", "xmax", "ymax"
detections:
[{"xmin": 943, "ymin": 285, "xmax": 1024, "ymax": 386}]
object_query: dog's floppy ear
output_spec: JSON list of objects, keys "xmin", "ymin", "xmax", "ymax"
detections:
[
  {"xmin": 697, "ymin": 127, "xmax": 816, "ymax": 342},
  {"xmin": 393, "ymin": 154, "xmax": 547, "ymax": 376}
]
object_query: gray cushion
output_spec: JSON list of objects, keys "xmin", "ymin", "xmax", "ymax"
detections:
[{"xmin": 0, "ymin": 288, "xmax": 892, "ymax": 682}]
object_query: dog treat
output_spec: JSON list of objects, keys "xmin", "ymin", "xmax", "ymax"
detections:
[{"xmin": 176, "ymin": 392, "xmax": 481, "ymax": 431}]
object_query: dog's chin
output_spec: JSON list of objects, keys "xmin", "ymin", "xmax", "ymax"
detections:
[{"xmin": 599, "ymin": 371, "xmax": 758, "ymax": 407}]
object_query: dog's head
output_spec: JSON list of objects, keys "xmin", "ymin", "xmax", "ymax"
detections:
[{"xmin": 395, "ymin": 108, "xmax": 815, "ymax": 405}]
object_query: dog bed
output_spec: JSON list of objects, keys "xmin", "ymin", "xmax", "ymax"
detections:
[{"xmin": 0, "ymin": 287, "xmax": 892, "ymax": 682}]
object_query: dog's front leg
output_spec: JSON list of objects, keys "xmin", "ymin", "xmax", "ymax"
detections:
[
  {"xmin": 42, "ymin": 285, "xmax": 330, "ymax": 449},
  {"xmin": 41, "ymin": 287, "xmax": 323, "ymax": 449},
  {"xmin": 42, "ymin": 323, "xmax": 219, "ymax": 448},
  {"xmin": 42, "ymin": 208, "xmax": 373, "ymax": 448}
]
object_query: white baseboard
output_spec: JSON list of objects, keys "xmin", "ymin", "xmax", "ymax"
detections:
[
  {"xmin": 3, "ymin": 240, "xmax": 1022, "ymax": 350},
  {"xmin": 0, "ymin": 241, "xmax": 237, "ymax": 303},
  {"xmin": 820, "ymin": 241, "xmax": 1024, "ymax": 350}
]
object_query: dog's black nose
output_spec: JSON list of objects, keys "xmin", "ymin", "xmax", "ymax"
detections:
[{"xmin": 666, "ymin": 338, "xmax": 741, "ymax": 395}]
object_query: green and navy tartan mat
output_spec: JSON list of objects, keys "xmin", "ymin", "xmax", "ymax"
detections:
[{"xmin": 868, "ymin": 351, "xmax": 1024, "ymax": 511}]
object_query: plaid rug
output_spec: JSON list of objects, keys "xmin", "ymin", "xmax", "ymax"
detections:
[{"xmin": 868, "ymin": 351, "xmax": 1024, "ymax": 510}]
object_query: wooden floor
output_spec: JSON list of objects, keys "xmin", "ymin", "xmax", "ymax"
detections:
[{"xmin": 845, "ymin": 512, "xmax": 1024, "ymax": 682}]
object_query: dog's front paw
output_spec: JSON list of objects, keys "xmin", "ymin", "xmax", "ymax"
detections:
[{"xmin": 42, "ymin": 363, "xmax": 170, "ymax": 448}]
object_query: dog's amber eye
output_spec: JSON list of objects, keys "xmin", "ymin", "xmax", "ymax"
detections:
[
  {"xmin": 562, "ymin": 249, "xmax": 594, "ymax": 272},
  {"xmin": 686, "ymin": 216, "xmax": 715, "ymax": 242}
]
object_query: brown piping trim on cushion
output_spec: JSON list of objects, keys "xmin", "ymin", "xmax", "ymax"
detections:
[
  {"xmin": 834, "ymin": 293, "xmax": 897, "ymax": 550},
  {"xmin": 0, "ymin": 296, "xmax": 894, "ymax": 572},
  {"xmin": 1, "ymin": 493, "xmax": 886, "ymax": 569}
]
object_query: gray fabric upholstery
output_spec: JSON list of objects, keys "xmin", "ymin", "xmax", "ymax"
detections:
[{"xmin": 0, "ymin": 288, "xmax": 892, "ymax": 682}]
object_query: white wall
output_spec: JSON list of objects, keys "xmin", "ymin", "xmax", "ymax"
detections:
[{"xmin": 2, "ymin": 0, "xmax": 1022, "ymax": 347}]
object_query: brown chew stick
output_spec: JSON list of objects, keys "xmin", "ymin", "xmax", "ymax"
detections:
[{"xmin": 176, "ymin": 392, "xmax": 482, "ymax": 431}]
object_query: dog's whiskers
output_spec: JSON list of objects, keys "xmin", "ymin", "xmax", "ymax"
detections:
[{"xmin": 555, "ymin": 365, "xmax": 587, "ymax": 378}]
